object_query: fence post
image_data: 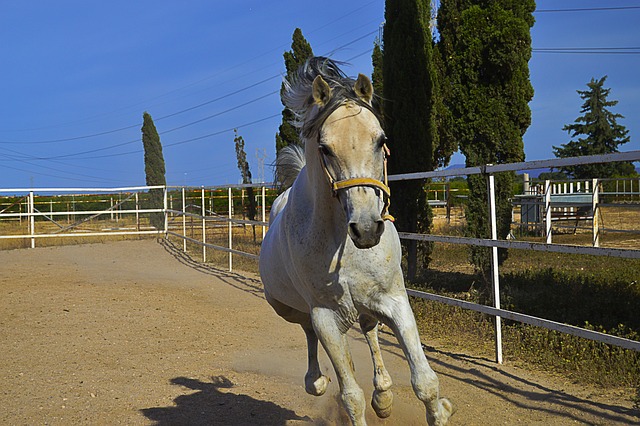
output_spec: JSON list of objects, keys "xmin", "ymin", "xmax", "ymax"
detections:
[
  {"xmin": 487, "ymin": 172, "xmax": 503, "ymax": 364},
  {"xmin": 29, "ymin": 191, "xmax": 35, "ymax": 249},
  {"xmin": 163, "ymin": 187, "xmax": 168, "ymax": 236},
  {"xmin": 228, "ymin": 187, "xmax": 233, "ymax": 272},
  {"xmin": 262, "ymin": 186, "xmax": 267, "ymax": 239},
  {"xmin": 201, "ymin": 187, "xmax": 207, "ymax": 262},
  {"xmin": 182, "ymin": 187, "xmax": 187, "ymax": 252},
  {"xmin": 445, "ymin": 182, "xmax": 451, "ymax": 224},
  {"xmin": 135, "ymin": 192, "xmax": 140, "ymax": 232},
  {"xmin": 544, "ymin": 180, "xmax": 552, "ymax": 244},
  {"xmin": 592, "ymin": 178, "xmax": 600, "ymax": 247}
]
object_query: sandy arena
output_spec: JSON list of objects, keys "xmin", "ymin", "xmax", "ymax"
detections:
[{"xmin": 1, "ymin": 239, "xmax": 638, "ymax": 425}]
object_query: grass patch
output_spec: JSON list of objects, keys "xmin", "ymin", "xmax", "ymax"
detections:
[{"xmin": 409, "ymin": 241, "xmax": 640, "ymax": 396}]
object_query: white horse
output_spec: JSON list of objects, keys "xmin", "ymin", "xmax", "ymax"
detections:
[{"xmin": 259, "ymin": 57, "xmax": 454, "ymax": 426}]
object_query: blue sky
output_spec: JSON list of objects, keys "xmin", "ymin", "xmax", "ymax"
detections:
[{"xmin": 1, "ymin": 0, "xmax": 638, "ymax": 188}]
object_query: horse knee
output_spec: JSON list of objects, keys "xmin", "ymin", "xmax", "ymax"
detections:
[{"xmin": 412, "ymin": 369, "xmax": 439, "ymax": 403}]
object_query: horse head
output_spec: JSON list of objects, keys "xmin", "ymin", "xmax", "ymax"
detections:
[{"xmin": 311, "ymin": 73, "xmax": 389, "ymax": 249}]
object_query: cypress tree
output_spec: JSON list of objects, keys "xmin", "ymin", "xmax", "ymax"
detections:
[
  {"xmin": 383, "ymin": 0, "xmax": 438, "ymax": 281},
  {"xmin": 437, "ymin": 0, "xmax": 535, "ymax": 280},
  {"xmin": 371, "ymin": 38, "xmax": 384, "ymax": 113},
  {"xmin": 234, "ymin": 129, "xmax": 257, "ymax": 223},
  {"xmin": 275, "ymin": 28, "xmax": 313, "ymax": 154},
  {"xmin": 141, "ymin": 112, "xmax": 167, "ymax": 230},
  {"xmin": 554, "ymin": 76, "xmax": 633, "ymax": 179}
]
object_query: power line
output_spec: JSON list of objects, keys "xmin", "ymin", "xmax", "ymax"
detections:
[
  {"xmin": 533, "ymin": 47, "xmax": 640, "ymax": 55},
  {"xmin": 536, "ymin": 6, "xmax": 640, "ymax": 13},
  {"xmin": 0, "ymin": 76, "xmax": 281, "ymax": 145},
  {"xmin": 160, "ymin": 90, "xmax": 279, "ymax": 135},
  {"xmin": 22, "ymin": 113, "xmax": 281, "ymax": 162},
  {"xmin": 1, "ymin": 2, "xmax": 382, "ymax": 140},
  {"xmin": 0, "ymin": 24, "xmax": 377, "ymax": 146},
  {"xmin": 2, "ymin": 46, "xmax": 377, "ymax": 166}
]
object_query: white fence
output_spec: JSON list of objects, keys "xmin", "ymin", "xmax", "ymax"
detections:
[
  {"xmin": 1, "ymin": 150, "xmax": 639, "ymax": 362},
  {"xmin": 388, "ymin": 150, "xmax": 640, "ymax": 361},
  {"xmin": 514, "ymin": 175, "xmax": 640, "ymax": 242},
  {"xmin": 165, "ymin": 185, "xmax": 270, "ymax": 271},
  {"xmin": 0, "ymin": 185, "xmax": 167, "ymax": 248}
]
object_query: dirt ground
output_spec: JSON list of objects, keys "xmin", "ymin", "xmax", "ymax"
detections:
[{"xmin": 1, "ymin": 239, "xmax": 638, "ymax": 425}]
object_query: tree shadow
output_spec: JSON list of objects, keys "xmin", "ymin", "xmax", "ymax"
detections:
[
  {"xmin": 158, "ymin": 238, "xmax": 265, "ymax": 299},
  {"xmin": 141, "ymin": 376, "xmax": 311, "ymax": 426}
]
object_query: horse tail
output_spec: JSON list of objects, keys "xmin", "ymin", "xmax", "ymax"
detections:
[{"xmin": 275, "ymin": 144, "xmax": 305, "ymax": 189}]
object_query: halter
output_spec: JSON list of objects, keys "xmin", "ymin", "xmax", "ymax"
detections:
[{"xmin": 318, "ymin": 144, "xmax": 395, "ymax": 222}]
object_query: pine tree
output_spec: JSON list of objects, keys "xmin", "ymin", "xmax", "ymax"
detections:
[
  {"xmin": 383, "ymin": 0, "xmax": 438, "ymax": 281},
  {"xmin": 437, "ymin": 0, "xmax": 535, "ymax": 280},
  {"xmin": 234, "ymin": 129, "xmax": 257, "ymax": 223},
  {"xmin": 275, "ymin": 28, "xmax": 313, "ymax": 154},
  {"xmin": 554, "ymin": 76, "xmax": 633, "ymax": 179},
  {"xmin": 141, "ymin": 112, "xmax": 167, "ymax": 230}
]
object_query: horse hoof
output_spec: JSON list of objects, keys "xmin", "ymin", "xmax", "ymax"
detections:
[
  {"xmin": 441, "ymin": 397, "xmax": 456, "ymax": 417},
  {"xmin": 372, "ymin": 389, "xmax": 393, "ymax": 418},
  {"xmin": 305, "ymin": 375, "xmax": 330, "ymax": 396},
  {"xmin": 435, "ymin": 397, "xmax": 455, "ymax": 425}
]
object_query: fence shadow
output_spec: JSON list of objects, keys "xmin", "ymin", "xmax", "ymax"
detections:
[
  {"xmin": 140, "ymin": 376, "xmax": 311, "ymax": 426},
  {"xmin": 360, "ymin": 328, "xmax": 640, "ymax": 424},
  {"xmin": 434, "ymin": 350, "xmax": 639, "ymax": 424},
  {"xmin": 158, "ymin": 238, "xmax": 265, "ymax": 299}
]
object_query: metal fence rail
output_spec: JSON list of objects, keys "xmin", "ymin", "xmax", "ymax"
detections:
[
  {"xmin": 1, "ymin": 151, "xmax": 639, "ymax": 362},
  {"xmin": 392, "ymin": 150, "xmax": 640, "ymax": 361},
  {"xmin": 165, "ymin": 185, "xmax": 270, "ymax": 270},
  {"xmin": 0, "ymin": 185, "xmax": 167, "ymax": 248}
]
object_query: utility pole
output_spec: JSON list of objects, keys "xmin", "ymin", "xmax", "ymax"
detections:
[{"xmin": 255, "ymin": 148, "xmax": 267, "ymax": 183}]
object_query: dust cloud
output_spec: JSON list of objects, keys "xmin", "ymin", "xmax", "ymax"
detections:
[{"xmin": 233, "ymin": 325, "xmax": 430, "ymax": 425}]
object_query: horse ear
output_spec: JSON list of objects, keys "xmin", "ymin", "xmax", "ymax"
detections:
[
  {"xmin": 312, "ymin": 75, "xmax": 332, "ymax": 107},
  {"xmin": 354, "ymin": 74, "xmax": 373, "ymax": 104}
]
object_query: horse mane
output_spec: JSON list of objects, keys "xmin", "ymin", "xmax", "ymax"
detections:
[
  {"xmin": 282, "ymin": 56, "xmax": 382, "ymax": 139},
  {"xmin": 274, "ymin": 57, "xmax": 383, "ymax": 189},
  {"xmin": 274, "ymin": 144, "xmax": 305, "ymax": 189}
]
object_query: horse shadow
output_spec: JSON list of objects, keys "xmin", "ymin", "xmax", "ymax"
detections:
[{"xmin": 141, "ymin": 375, "xmax": 311, "ymax": 426}]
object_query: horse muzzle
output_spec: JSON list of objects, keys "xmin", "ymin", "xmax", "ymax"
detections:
[{"xmin": 348, "ymin": 216, "xmax": 385, "ymax": 249}]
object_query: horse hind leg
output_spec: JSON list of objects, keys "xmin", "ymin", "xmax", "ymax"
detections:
[
  {"xmin": 383, "ymin": 296, "xmax": 455, "ymax": 426},
  {"xmin": 359, "ymin": 314, "xmax": 393, "ymax": 418},
  {"xmin": 302, "ymin": 325, "xmax": 330, "ymax": 396},
  {"xmin": 264, "ymin": 294, "xmax": 329, "ymax": 396}
]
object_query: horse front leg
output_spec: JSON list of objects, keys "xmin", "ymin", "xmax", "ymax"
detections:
[
  {"xmin": 383, "ymin": 294, "xmax": 455, "ymax": 426},
  {"xmin": 359, "ymin": 314, "xmax": 393, "ymax": 418},
  {"xmin": 302, "ymin": 325, "xmax": 330, "ymax": 396},
  {"xmin": 312, "ymin": 307, "xmax": 366, "ymax": 426}
]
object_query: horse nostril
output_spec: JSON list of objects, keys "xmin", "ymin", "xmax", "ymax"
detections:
[
  {"xmin": 349, "ymin": 222, "xmax": 362, "ymax": 240},
  {"xmin": 375, "ymin": 220, "xmax": 384, "ymax": 237}
]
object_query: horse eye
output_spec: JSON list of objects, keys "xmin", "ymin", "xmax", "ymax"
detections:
[
  {"xmin": 319, "ymin": 144, "xmax": 333, "ymax": 157},
  {"xmin": 376, "ymin": 136, "xmax": 388, "ymax": 149}
]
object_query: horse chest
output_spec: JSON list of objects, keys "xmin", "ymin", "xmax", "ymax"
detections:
[{"xmin": 291, "ymin": 237, "xmax": 397, "ymax": 307}]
